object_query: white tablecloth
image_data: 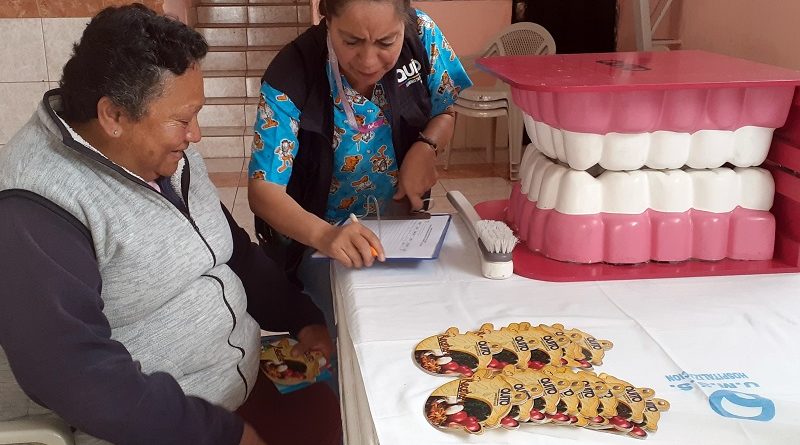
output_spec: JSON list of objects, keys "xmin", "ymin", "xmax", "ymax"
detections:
[{"xmin": 332, "ymin": 216, "xmax": 800, "ymax": 444}]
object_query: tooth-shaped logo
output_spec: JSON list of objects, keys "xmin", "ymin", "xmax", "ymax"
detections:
[{"xmin": 708, "ymin": 390, "xmax": 775, "ymax": 422}]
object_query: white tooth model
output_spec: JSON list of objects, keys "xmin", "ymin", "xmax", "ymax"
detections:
[
  {"xmin": 524, "ymin": 115, "xmax": 775, "ymax": 171},
  {"xmin": 477, "ymin": 50, "xmax": 800, "ymax": 273},
  {"xmin": 508, "ymin": 148, "xmax": 776, "ymax": 264}
]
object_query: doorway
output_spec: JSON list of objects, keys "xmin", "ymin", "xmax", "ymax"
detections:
[{"xmin": 515, "ymin": 0, "xmax": 618, "ymax": 53}]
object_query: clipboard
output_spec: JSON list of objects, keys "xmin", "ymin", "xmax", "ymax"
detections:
[
  {"xmin": 373, "ymin": 196, "xmax": 433, "ymax": 219},
  {"xmin": 362, "ymin": 212, "xmax": 431, "ymax": 221},
  {"xmin": 312, "ymin": 213, "xmax": 451, "ymax": 261}
]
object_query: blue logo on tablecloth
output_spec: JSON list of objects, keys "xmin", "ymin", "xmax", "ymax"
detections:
[
  {"xmin": 708, "ymin": 390, "xmax": 775, "ymax": 422},
  {"xmin": 665, "ymin": 371, "xmax": 775, "ymax": 422}
]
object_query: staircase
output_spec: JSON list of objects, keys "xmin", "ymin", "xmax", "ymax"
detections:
[{"xmin": 193, "ymin": 0, "xmax": 313, "ymax": 158}]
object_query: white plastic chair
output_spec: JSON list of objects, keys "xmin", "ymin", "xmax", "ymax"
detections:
[
  {"xmin": 0, "ymin": 416, "xmax": 74, "ymax": 445},
  {"xmin": 448, "ymin": 22, "xmax": 556, "ymax": 180}
]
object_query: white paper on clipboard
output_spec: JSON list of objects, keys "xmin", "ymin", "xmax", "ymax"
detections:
[{"xmin": 312, "ymin": 214, "xmax": 451, "ymax": 260}]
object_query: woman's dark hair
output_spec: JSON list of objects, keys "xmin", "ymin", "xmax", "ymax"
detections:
[
  {"xmin": 319, "ymin": 0, "xmax": 412, "ymax": 21},
  {"xmin": 60, "ymin": 3, "xmax": 208, "ymax": 123}
]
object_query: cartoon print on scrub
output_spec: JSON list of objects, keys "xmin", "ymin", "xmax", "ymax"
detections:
[
  {"xmin": 289, "ymin": 117, "xmax": 299, "ymax": 137},
  {"xmin": 417, "ymin": 14, "xmax": 435, "ymax": 35},
  {"xmin": 252, "ymin": 170, "xmax": 266, "ymax": 180},
  {"xmin": 351, "ymin": 175, "xmax": 376, "ymax": 193},
  {"xmin": 437, "ymin": 70, "xmax": 460, "ymax": 101},
  {"xmin": 429, "ymin": 44, "xmax": 439, "ymax": 74},
  {"xmin": 275, "ymin": 93, "xmax": 289, "ymax": 101},
  {"xmin": 341, "ymin": 154, "xmax": 363, "ymax": 173},
  {"xmin": 441, "ymin": 35, "xmax": 455, "ymax": 61},
  {"xmin": 252, "ymin": 131, "xmax": 265, "ymax": 152},
  {"xmin": 344, "ymin": 86, "xmax": 367, "ymax": 106},
  {"xmin": 274, "ymin": 139, "xmax": 295, "ymax": 173},
  {"xmin": 386, "ymin": 170, "xmax": 398, "ymax": 186},
  {"xmin": 330, "ymin": 177, "xmax": 341, "ymax": 194},
  {"xmin": 258, "ymin": 94, "xmax": 279, "ymax": 130},
  {"xmin": 351, "ymin": 115, "xmax": 375, "ymax": 146},
  {"xmin": 372, "ymin": 83, "xmax": 389, "ymax": 116},
  {"xmin": 337, "ymin": 196, "xmax": 357, "ymax": 210},
  {"xmin": 332, "ymin": 125, "xmax": 346, "ymax": 151},
  {"xmin": 362, "ymin": 197, "xmax": 379, "ymax": 216},
  {"xmin": 370, "ymin": 145, "xmax": 393, "ymax": 173},
  {"xmin": 323, "ymin": 58, "xmax": 397, "ymax": 223}
]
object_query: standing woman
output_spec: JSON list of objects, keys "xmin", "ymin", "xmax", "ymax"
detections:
[{"xmin": 248, "ymin": 0, "xmax": 472, "ymax": 336}]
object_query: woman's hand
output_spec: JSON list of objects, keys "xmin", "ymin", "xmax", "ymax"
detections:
[
  {"xmin": 394, "ymin": 141, "xmax": 438, "ymax": 210},
  {"xmin": 314, "ymin": 222, "xmax": 385, "ymax": 268},
  {"xmin": 292, "ymin": 324, "xmax": 334, "ymax": 361}
]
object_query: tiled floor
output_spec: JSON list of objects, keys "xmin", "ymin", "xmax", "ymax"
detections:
[{"xmin": 206, "ymin": 155, "xmax": 514, "ymax": 239}]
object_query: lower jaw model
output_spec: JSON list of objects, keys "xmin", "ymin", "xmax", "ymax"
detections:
[{"xmin": 508, "ymin": 146, "xmax": 775, "ymax": 264}]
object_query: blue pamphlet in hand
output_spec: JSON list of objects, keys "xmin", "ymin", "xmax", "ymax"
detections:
[{"xmin": 260, "ymin": 335, "xmax": 333, "ymax": 394}]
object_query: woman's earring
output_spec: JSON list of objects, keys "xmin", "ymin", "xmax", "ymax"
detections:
[{"xmin": 113, "ymin": 129, "xmax": 118, "ymax": 136}]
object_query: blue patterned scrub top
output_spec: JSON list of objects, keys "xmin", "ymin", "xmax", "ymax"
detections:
[{"xmin": 249, "ymin": 10, "xmax": 473, "ymax": 223}]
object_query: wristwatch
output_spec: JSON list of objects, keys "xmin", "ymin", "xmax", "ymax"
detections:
[{"xmin": 417, "ymin": 132, "xmax": 439, "ymax": 157}]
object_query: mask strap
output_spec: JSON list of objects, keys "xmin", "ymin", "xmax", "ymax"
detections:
[
  {"xmin": 327, "ymin": 33, "xmax": 360, "ymax": 132},
  {"xmin": 351, "ymin": 194, "xmax": 382, "ymax": 238},
  {"xmin": 416, "ymin": 197, "xmax": 435, "ymax": 213}
]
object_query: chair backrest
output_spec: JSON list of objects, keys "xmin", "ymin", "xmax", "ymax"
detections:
[
  {"xmin": 482, "ymin": 22, "xmax": 557, "ymax": 58},
  {"xmin": 472, "ymin": 22, "xmax": 555, "ymax": 92}
]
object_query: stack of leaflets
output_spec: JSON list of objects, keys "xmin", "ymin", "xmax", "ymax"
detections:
[{"xmin": 414, "ymin": 323, "xmax": 669, "ymax": 440}]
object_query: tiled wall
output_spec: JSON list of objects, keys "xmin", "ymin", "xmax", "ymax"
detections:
[
  {"xmin": 0, "ymin": 1, "xmax": 509, "ymax": 155},
  {"xmin": 0, "ymin": 1, "xmax": 165, "ymax": 151},
  {"xmin": 0, "ymin": 0, "xmax": 164, "ymax": 18},
  {"xmin": 0, "ymin": 17, "xmax": 91, "ymax": 148}
]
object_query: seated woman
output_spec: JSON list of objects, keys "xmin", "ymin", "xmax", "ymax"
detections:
[
  {"xmin": 0, "ymin": 4, "xmax": 339, "ymax": 445},
  {"xmin": 247, "ymin": 0, "xmax": 472, "ymax": 348}
]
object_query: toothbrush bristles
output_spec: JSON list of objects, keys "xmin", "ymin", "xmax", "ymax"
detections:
[{"xmin": 476, "ymin": 220, "xmax": 518, "ymax": 254}]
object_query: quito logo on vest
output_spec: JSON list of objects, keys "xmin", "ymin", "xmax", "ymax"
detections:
[{"xmin": 397, "ymin": 59, "xmax": 423, "ymax": 87}]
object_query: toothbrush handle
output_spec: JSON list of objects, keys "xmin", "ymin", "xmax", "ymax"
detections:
[
  {"xmin": 447, "ymin": 191, "xmax": 514, "ymax": 280},
  {"xmin": 446, "ymin": 191, "xmax": 480, "ymax": 240}
]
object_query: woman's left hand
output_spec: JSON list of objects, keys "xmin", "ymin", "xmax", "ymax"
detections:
[
  {"xmin": 292, "ymin": 324, "xmax": 334, "ymax": 361},
  {"xmin": 394, "ymin": 141, "xmax": 438, "ymax": 210}
]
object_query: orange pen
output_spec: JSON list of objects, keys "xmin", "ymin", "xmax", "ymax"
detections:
[{"xmin": 349, "ymin": 213, "xmax": 379, "ymax": 257}]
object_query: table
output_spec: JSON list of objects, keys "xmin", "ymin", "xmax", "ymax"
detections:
[{"xmin": 332, "ymin": 214, "xmax": 800, "ymax": 444}]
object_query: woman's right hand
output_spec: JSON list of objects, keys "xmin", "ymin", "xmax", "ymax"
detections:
[
  {"xmin": 315, "ymin": 222, "xmax": 385, "ymax": 268},
  {"xmin": 248, "ymin": 180, "xmax": 385, "ymax": 267}
]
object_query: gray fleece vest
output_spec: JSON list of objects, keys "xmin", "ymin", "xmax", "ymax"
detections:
[{"xmin": 0, "ymin": 94, "xmax": 260, "ymax": 443}]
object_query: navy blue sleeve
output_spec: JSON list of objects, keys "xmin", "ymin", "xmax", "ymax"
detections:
[
  {"xmin": 0, "ymin": 191, "xmax": 243, "ymax": 445},
  {"xmin": 221, "ymin": 203, "xmax": 326, "ymax": 337}
]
